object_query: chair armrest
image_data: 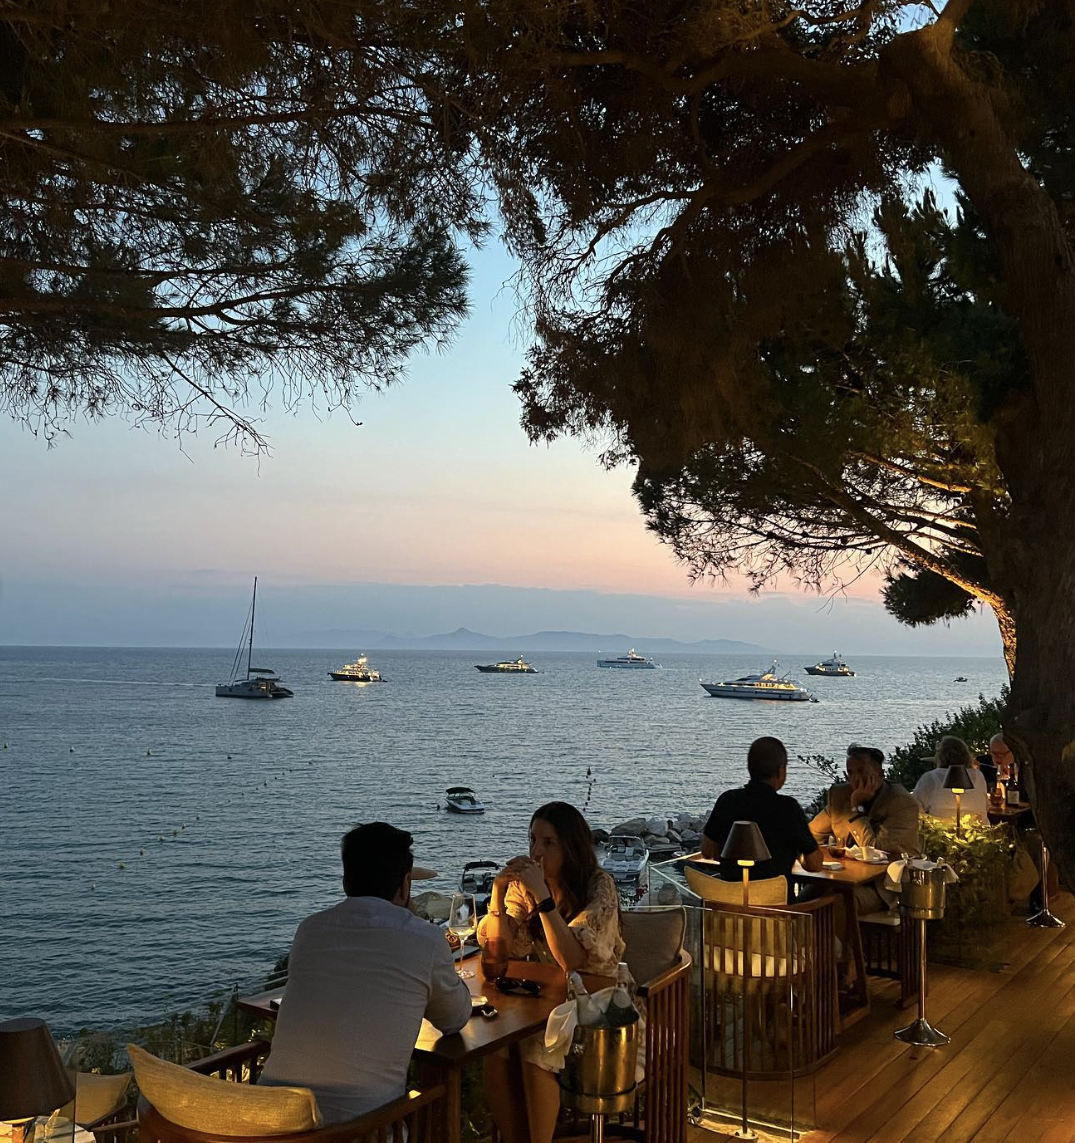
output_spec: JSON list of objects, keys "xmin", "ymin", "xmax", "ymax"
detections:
[
  {"xmin": 89, "ymin": 1118, "xmax": 138, "ymax": 1143},
  {"xmin": 636, "ymin": 950, "xmax": 691, "ymax": 999},
  {"xmin": 188, "ymin": 1039, "xmax": 272, "ymax": 1077},
  {"xmin": 316, "ymin": 1085, "xmax": 448, "ymax": 1141}
]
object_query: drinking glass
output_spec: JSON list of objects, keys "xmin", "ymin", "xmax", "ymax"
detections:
[{"xmin": 449, "ymin": 893, "xmax": 478, "ymax": 978}]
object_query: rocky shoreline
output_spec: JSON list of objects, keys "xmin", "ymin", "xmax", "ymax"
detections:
[{"xmin": 596, "ymin": 811, "xmax": 708, "ymax": 855}]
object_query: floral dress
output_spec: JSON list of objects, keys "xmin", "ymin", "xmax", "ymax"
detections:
[{"xmin": 477, "ymin": 871, "xmax": 626, "ymax": 1071}]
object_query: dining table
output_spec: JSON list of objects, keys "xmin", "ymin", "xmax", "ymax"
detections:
[
  {"xmin": 793, "ymin": 850, "xmax": 891, "ymax": 1025},
  {"xmin": 238, "ymin": 954, "xmax": 612, "ymax": 1143}
]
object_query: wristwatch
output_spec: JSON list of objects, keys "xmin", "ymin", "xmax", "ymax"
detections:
[{"xmin": 536, "ymin": 896, "xmax": 557, "ymax": 914}]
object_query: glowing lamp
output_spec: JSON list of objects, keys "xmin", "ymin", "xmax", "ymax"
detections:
[
  {"xmin": 721, "ymin": 821, "xmax": 772, "ymax": 906},
  {"xmin": 944, "ymin": 764, "xmax": 973, "ymax": 837}
]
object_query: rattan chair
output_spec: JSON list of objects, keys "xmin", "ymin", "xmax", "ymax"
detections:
[{"xmin": 684, "ymin": 864, "xmax": 788, "ymax": 906}]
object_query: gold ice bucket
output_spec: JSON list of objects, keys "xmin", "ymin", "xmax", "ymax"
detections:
[
  {"xmin": 559, "ymin": 1023, "xmax": 639, "ymax": 1115},
  {"xmin": 900, "ymin": 864, "xmax": 947, "ymax": 921}
]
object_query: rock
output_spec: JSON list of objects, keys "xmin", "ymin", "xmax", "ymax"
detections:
[
  {"xmin": 646, "ymin": 816, "xmax": 667, "ymax": 836},
  {"xmin": 680, "ymin": 828, "xmax": 700, "ymax": 844},
  {"xmin": 591, "ymin": 827, "xmax": 611, "ymax": 846},
  {"xmin": 613, "ymin": 817, "xmax": 648, "ymax": 836},
  {"xmin": 412, "ymin": 891, "xmax": 451, "ymax": 923},
  {"xmin": 665, "ymin": 828, "xmax": 682, "ymax": 844}
]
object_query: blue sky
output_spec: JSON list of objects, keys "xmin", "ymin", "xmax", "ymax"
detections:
[{"xmin": 0, "ymin": 240, "xmax": 1003, "ymax": 656}]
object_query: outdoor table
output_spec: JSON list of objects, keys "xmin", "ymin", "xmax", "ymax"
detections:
[
  {"xmin": 238, "ymin": 954, "xmax": 613, "ymax": 1143},
  {"xmin": 793, "ymin": 853, "xmax": 889, "ymax": 1026},
  {"xmin": 988, "ymin": 802, "xmax": 1032, "ymax": 829}
]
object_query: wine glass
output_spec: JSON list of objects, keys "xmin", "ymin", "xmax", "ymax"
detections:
[{"xmin": 449, "ymin": 893, "xmax": 478, "ymax": 978}]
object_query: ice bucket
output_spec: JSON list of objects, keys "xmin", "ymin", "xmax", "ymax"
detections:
[
  {"xmin": 559, "ymin": 1023, "xmax": 639, "ymax": 1115},
  {"xmin": 900, "ymin": 864, "xmax": 947, "ymax": 921}
]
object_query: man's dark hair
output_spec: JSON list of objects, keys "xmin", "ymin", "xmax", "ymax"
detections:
[
  {"xmin": 747, "ymin": 736, "xmax": 788, "ymax": 781},
  {"xmin": 341, "ymin": 822, "xmax": 414, "ymax": 899},
  {"xmin": 847, "ymin": 744, "xmax": 885, "ymax": 769}
]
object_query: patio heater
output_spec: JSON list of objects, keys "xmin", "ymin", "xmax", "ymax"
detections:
[
  {"xmin": 721, "ymin": 820, "xmax": 772, "ymax": 907},
  {"xmin": 0, "ymin": 1018, "xmax": 75, "ymax": 1143},
  {"xmin": 943, "ymin": 764, "xmax": 972, "ymax": 837},
  {"xmin": 1027, "ymin": 838, "xmax": 1066, "ymax": 929},
  {"xmin": 720, "ymin": 821, "xmax": 772, "ymax": 1141}
]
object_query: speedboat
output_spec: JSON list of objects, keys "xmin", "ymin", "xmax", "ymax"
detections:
[
  {"xmin": 954, "ymin": 675, "xmax": 969, "ymax": 682},
  {"xmin": 475, "ymin": 657, "xmax": 537, "ymax": 673},
  {"xmin": 460, "ymin": 860, "xmax": 500, "ymax": 913},
  {"xmin": 804, "ymin": 652, "xmax": 855, "ymax": 677},
  {"xmin": 700, "ymin": 661, "xmax": 816, "ymax": 702},
  {"xmin": 216, "ymin": 579, "xmax": 294, "ymax": 699},
  {"xmin": 328, "ymin": 654, "xmax": 382, "ymax": 682},
  {"xmin": 445, "ymin": 787, "xmax": 486, "ymax": 814},
  {"xmin": 598, "ymin": 836, "xmax": 650, "ymax": 882},
  {"xmin": 596, "ymin": 649, "xmax": 659, "ymax": 669}
]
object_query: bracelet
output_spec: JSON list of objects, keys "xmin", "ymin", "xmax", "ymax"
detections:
[{"xmin": 536, "ymin": 896, "xmax": 556, "ymax": 914}]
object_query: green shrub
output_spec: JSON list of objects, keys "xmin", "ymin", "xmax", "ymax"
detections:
[{"xmin": 886, "ymin": 689, "xmax": 1009, "ymax": 791}]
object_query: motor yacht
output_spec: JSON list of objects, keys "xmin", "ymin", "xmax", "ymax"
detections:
[
  {"xmin": 475, "ymin": 657, "xmax": 537, "ymax": 673},
  {"xmin": 596, "ymin": 649, "xmax": 659, "ymax": 669},
  {"xmin": 215, "ymin": 579, "xmax": 293, "ymax": 700},
  {"xmin": 804, "ymin": 652, "xmax": 855, "ymax": 677},
  {"xmin": 328, "ymin": 654, "xmax": 382, "ymax": 682},
  {"xmin": 460, "ymin": 860, "xmax": 500, "ymax": 913},
  {"xmin": 445, "ymin": 787, "xmax": 486, "ymax": 814},
  {"xmin": 598, "ymin": 835, "xmax": 651, "ymax": 882},
  {"xmin": 700, "ymin": 661, "xmax": 816, "ymax": 702}
]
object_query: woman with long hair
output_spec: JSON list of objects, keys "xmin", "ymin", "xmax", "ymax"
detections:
[
  {"xmin": 911, "ymin": 734, "xmax": 991, "ymax": 820},
  {"xmin": 477, "ymin": 801, "xmax": 624, "ymax": 1143}
]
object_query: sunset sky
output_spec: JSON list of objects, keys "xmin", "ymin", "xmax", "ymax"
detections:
[{"xmin": 1, "ymin": 241, "xmax": 1002, "ymax": 655}]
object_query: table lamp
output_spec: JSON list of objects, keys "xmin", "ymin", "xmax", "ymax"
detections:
[
  {"xmin": 944, "ymin": 764, "xmax": 972, "ymax": 837},
  {"xmin": 721, "ymin": 821, "xmax": 772, "ymax": 906},
  {"xmin": 0, "ymin": 1018, "xmax": 75, "ymax": 1143}
]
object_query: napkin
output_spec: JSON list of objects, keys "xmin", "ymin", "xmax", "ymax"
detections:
[
  {"xmin": 846, "ymin": 844, "xmax": 888, "ymax": 863},
  {"xmin": 542, "ymin": 998, "xmax": 579, "ymax": 1070},
  {"xmin": 884, "ymin": 856, "xmax": 959, "ymax": 894}
]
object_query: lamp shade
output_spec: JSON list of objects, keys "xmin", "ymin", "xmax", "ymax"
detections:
[
  {"xmin": 720, "ymin": 820, "xmax": 772, "ymax": 865},
  {"xmin": 943, "ymin": 764, "xmax": 973, "ymax": 792},
  {"xmin": 0, "ymin": 1017, "xmax": 75, "ymax": 1122}
]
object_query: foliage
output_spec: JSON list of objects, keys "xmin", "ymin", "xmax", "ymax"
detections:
[
  {"xmin": 797, "ymin": 754, "xmax": 841, "ymax": 818},
  {"xmin": 918, "ymin": 816, "xmax": 1012, "ymax": 964},
  {"xmin": 886, "ymin": 690, "xmax": 1009, "ymax": 792},
  {"xmin": 0, "ymin": 1, "xmax": 480, "ymax": 451}
]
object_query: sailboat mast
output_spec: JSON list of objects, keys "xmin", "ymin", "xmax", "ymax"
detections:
[{"xmin": 248, "ymin": 577, "xmax": 257, "ymax": 680}]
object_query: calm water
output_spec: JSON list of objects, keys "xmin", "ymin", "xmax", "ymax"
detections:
[{"xmin": 0, "ymin": 646, "xmax": 1006, "ymax": 1031}]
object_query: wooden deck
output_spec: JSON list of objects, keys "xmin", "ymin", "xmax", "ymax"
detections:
[{"xmin": 689, "ymin": 894, "xmax": 1075, "ymax": 1143}]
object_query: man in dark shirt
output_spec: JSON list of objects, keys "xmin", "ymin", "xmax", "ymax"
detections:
[{"xmin": 701, "ymin": 736, "xmax": 823, "ymax": 885}]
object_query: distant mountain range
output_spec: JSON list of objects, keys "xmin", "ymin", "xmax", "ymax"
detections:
[{"xmin": 287, "ymin": 625, "xmax": 772, "ymax": 654}]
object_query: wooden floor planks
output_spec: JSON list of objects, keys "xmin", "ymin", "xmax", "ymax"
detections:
[{"xmin": 688, "ymin": 895, "xmax": 1075, "ymax": 1143}]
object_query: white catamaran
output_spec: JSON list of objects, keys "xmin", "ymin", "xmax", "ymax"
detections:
[{"xmin": 215, "ymin": 578, "xmax": 294, "ymax": 700}]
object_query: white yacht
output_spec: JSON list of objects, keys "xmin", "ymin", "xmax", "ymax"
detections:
[
  {"xmin": 215, "ymin": 579, "xmax": 293, "ymax": 700},
  {"xmin": 328, "ymin": 654, "xmax": 382, "ymax": 682},
  {"xmin": 445, "ymin": 787, "xmax": 486, "ymax": 814},
  {"xmin": 598, "ymin": 835, "xmax": 650, "ymax": 882},
  {"xmin": 596, "ymin": 649, "xmax": 659, "ymax": 669},
  {"xmin": 804, "ymin": 652, "xmax": 855, "ymax": 677},
  {"xmin": 700, "ymin": 661, "xmax": 815, "ymax": 702},
  {"xmin": 475, "ymin": 657, "xmax": 537, "ymax": 673}
]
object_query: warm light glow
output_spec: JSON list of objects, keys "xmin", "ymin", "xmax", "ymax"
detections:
[
  {"xmin": 952, "ymin": 787, "xmax": 965, "ymax": 795},
  {"xmin": 738, "ymin": 859, "xmax": 755, "ymax": 868}
]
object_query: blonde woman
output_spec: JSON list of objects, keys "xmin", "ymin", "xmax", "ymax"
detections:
[{"xmin": 911, "ymin": 735, "xmax": 991, "ymax": 820}]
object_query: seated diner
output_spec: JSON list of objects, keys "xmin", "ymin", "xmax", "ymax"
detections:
[
  {"xmin": 477, "ymin": 800, "xmax": 624, "ymax": 1143},
  {"xmin": 701, "ymin": 735, "xmax": 823, "ymax": 884},
  {"xmin": 911, "ymin": 735, "xmax": 990, "ymax": 821}
]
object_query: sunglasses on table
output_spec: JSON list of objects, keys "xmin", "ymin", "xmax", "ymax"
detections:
[{"xmin": 495, "ymin": 976, "xmax": 542, "ymax": 998}]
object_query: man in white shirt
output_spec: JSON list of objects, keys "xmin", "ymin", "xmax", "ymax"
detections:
[{"xmin": 260, "ymin": 822, "xmax": 472, "ymax": 1124}]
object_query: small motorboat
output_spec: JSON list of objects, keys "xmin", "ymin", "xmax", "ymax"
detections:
[
  {"xmin": 445, "ymin": 787, "xmax": 486, "ymax": 814},
  {"xmin": 475, "ymin": 657, "xmax": 537, "ymax": 673},
  {"xmin": 596, "ymin": 649, "xmax": 659, "ymax": 669},
  {"xmin": 598, "ymin": 835, "xmax": 650, "ymax": 882},
  {"xmin": 328, "ymin": 654, "xmax": 382, "ymax": 682},
  {"xmin": 701, "ymin": 661, "xmax": 816, "ymax": 702},
  {"xmin": 954, "ymin": 676, "xmax": 969, "ymax": 682},
  {"xmin": 804, "ymin": 652, "xmax": 855, "ymax": 677},
  {"xmin": 460, "ymin": 860, "xmax": 500, "ymax": 913}
]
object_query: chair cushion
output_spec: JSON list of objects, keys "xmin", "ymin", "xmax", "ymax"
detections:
[
  {"xmin": 127, "ymin": 1044, "xmax": 322, "ymax": 1136},
  {"xmin": 74, "ymin": 1070, "xmax": 131, "ymax": 1126},
  {"xmin": 621, "ymin": 907, "xmax": 685, "ymax": 984}
]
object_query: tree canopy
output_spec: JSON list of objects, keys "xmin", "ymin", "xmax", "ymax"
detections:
[{"xmin": 0, "ymin": 1, "xmax": 481, "ymax": 449}]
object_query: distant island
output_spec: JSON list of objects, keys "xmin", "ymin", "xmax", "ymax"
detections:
[{"xmin": 287, "ymin": 625, "xmax": 773, "ymax": 654}]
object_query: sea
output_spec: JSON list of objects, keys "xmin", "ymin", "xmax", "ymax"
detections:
[{"xmin": 0, "ymin": 646, "xmax": 1007, "ymax": 1033}]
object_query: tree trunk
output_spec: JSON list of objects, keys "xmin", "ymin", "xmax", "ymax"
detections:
[{"xmin": 886, "ymin": 25, "xmax": 1075, "ymax": 892}]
